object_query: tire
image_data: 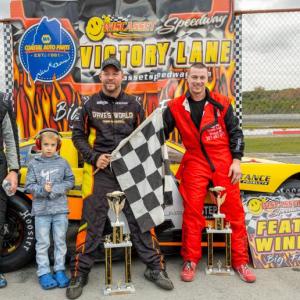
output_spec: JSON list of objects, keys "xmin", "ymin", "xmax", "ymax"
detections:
[
  {"xmin": 276, "ymin": 179, "xmax": 300, "ymax": 195},
  {"xmin": 0, "ymin": 194, "xmax": 35, "ymax": 272}
]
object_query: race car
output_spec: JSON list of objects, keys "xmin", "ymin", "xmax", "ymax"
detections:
[{"xmin": 1, "ymin": 133, "xmax": 299, "ymax": 272}]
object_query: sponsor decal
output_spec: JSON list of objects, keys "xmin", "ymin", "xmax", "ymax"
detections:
[
  {"xmin": 156, "ymin": 14, "xmax": 228, "ymax": 35},
  {"xmin": 85, "ymin": 15, "xmax": 156, "ymax": 41},
  {"xmin": 241, "ymin": 174, "xmax": 271, "ymax": 185},
  {"xmin": 19, "ymin": 17, "xmax": 76, "ymax": 82},
  {"xmin": 243, "ymin": 194, "xmax": 300, "ymax": 268}
]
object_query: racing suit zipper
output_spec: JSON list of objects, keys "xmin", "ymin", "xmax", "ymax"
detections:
[
  {"xmin": 111, "ymin": 101, "xmax": 116, "ymax": 144},
  {"xmin": 199, "ymin": 107, "xmax": 219, "ymax": 172}
]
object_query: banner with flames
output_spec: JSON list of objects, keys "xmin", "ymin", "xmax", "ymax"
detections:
[
  {"xmin": 10, "ymin": 0, "xmax": 234, "ymax": 139},
  {"xmin": 243, "ymin": 194, "xmax": 300, "ymax": 269}
]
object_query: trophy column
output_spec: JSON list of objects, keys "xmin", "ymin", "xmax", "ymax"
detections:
[
  {"xmin": 104, "ymin": 191, "xmax": 135, "ymax": 295},
  {"xmin": 206, "ymin": 186, "xmax": 234, "ymax": 275},
  {"xmin": 124, "ymin": 236, "xmax": 132, "ymax": 284}
]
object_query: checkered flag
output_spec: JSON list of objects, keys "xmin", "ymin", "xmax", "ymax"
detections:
[{"xmin": 111, "ymin": 108, "xmax": 175, "ymax": 233}]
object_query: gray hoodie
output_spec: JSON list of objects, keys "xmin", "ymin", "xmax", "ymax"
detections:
[{"xmin": 25, "ymin": 154, "xmax": 74, "ymax": 216}]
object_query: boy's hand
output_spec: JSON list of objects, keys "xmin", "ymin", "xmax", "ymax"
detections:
[{"xmin": 44, "ymin": 182, "xmax": 52, "ymax": 192}]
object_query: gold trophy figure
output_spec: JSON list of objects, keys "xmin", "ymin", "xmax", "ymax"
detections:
[
  {"xmin": 107, "ymin": 192, "xmax": 126, "ymax": 244},
  {"xmin": 104, "ymin": 191, "xmax": 135, "ymax": 295},
  {"xmin": 206, "ymin": 186, "xmax": 234, "ymax": 275}
]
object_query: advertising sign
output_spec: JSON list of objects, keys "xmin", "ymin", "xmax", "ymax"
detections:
[
  {"xmin": 10, "ymin": 0, "xmax": 234, "ymax": 139},
  {"xmin": 243, "ymin": 194, "xmax": 300, "ymax": 268}
]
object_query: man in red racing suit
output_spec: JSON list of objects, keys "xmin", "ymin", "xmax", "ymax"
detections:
[{"xmin": 163, "ymin": 63, "xmax": 256, "ymax": 283}]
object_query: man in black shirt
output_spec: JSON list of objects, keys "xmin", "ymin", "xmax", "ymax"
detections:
[{"xmin": 66, "ymin": 58, "xmax": 174, "ymax": 299}]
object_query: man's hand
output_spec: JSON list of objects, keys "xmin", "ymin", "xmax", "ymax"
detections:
[
  {"xmin": 228, "ymin": 159, "xmax": 242, "ymax": 184},
  {"xmin": 5, "ymin": 171, "xmax": 18, "ymax": 194},
  {"xmin": 96, "ymin": 154, "xmax": 112, "ymax": 170}
]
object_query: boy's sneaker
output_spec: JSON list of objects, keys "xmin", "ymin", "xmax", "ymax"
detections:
[
  {"xmin": 0, "ymin": 273, "xmax": 7, "ymax": 288},
  {"xmin": 66, "ymin": 274, "xmax": 88, "ymax": 299},
  {"xmin": 144, "ymin": 267, "xmax": 174, "ymax": 290},
  {"xmin": 54, "ymin": 270, "xmax": 70, "ymax": 288},
  {"xmin": 234, "ymin": 264, "xmax": 256, "ymax": 283},
  {"xmin": 180, "ymin": 261, "xmax": 196, "ymax": 282}
]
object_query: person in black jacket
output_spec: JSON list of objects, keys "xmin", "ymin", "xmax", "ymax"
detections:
[
  {"xmin": 66, "ymin": 57, "xmax": 174, "ymax": 300},
  {"xmin": 0, "ymin": 92, "xmax": 20, "ymax": 288}
]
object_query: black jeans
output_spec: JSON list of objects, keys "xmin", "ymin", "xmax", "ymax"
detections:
[
  {"xmin": 0, "ymin": 151, "xmax": 8, "ymax": 253},
  {"xmin": 70, "ymin": 167, "xmax": 165, "ymax": 277}
]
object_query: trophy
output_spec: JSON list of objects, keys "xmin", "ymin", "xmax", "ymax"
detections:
[
  {"xmin": 206, "ymin": 186, "xmax": 234, "ymax": 275},
  {"xmin": 104, "ymin": 191, "xmax": 135, "ymax": 295}
]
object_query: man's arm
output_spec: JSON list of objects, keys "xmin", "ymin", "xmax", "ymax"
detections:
[
  {"xmin": 72, "ymin": 102, "xmax": 100, "ymax": 167},
  {"xmin": 224, "ymin": 104, "xmax": 244, "ymax": 184},
  {"xmin": 224, "ymin": 104, "xmax": 244, "ymax": 160},
  {"xmin": 2, "ymin": 104, "xmax": 20, "ymax": 171},
  {"xmin": 162, "ymin": 106, "xmax": 176, "ymax": 140},
  {"xmin": 2, "ymin": 98, "xmax": 20, "ymax": 193},
  {"xmin": 134, "ymin": 96, "xmax": 145, "ymax": 128}
]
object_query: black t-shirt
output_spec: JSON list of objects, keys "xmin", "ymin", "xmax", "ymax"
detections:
[{"xmin": 188, "ymin": 95, "xmax": 207, "ymax": 129}]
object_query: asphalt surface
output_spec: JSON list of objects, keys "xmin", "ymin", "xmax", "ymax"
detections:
[
  {"xmin": 245, "ymin": 152, "xmax": 300, "ymax": 164},
  {"xmin": 1, "ymin": 254, "xmax": 299, "ymax": 300},
  {"xmin": 243, "ymin": 114, "xmax": 300, "ymax": 128}
]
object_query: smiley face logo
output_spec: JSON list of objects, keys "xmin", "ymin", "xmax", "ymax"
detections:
[
  {"xmin": 247, "ymin": 198, "xmax": 266, "ymax": 216},
  {"xmin": 86, "ymin": 16, "xmax": 110, "ymax": 42}
]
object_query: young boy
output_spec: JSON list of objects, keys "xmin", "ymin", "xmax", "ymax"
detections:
[{"xmin": 25, "ymin": 128, "xmax": 74, "ymax": 290}]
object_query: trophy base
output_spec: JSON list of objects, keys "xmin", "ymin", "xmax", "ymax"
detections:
[
  {"xmin": 205, "ymin": 267, "xmax": 234, "ymax": 276},
  {"xmin": 103, "ymin": 284, "xmax": 135, "ymax": 296}
]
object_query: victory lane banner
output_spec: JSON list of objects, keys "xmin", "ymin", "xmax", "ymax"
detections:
[
  {"xmin": 9, "ymin": 0, "xmax": 234, "ymax": 139},
  {"xmin": 243, "ymin": 194, "xmax": 300, "ymax": 269}
]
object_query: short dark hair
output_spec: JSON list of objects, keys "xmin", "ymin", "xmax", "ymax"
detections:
[{"xmin": 190, "ymin": 62, "xmax": 207, "ymax": 70}]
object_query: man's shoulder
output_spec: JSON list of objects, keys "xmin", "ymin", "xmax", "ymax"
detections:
[
  {"xmin": 209, "ymin": 91, "xmax": 230, "ymax": 105},
  {"xmin": 80, "ymin": 94, "xmax": 92, "ymax": 106},
  {"xmin": 168, "ymin": 94, "xmax": 185, "ymax": 107},
  {"xmin": 123, "ymin": 93, "xmax": 142, "ymax": 107}
]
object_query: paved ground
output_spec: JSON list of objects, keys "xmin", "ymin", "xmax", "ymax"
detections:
[
  {"xmin": 1, "ymin": 255, "xmax": 299, "ymax": 300},
  {"xmin": 246, "ymin": 152, "xmax": 300, "ymax": 164}
]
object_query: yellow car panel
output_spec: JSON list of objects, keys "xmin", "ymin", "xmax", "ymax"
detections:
[{"xmin": 19, "ymin": 133, "xmax": 300, "ymax": 221}]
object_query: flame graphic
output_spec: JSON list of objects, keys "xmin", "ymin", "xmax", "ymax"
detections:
[{"xmin": 14, "ymin": 68, "xmax": 81, "ymax": 139}]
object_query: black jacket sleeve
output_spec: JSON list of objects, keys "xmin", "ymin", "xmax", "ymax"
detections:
[
  {"xmin": 134, "ymin": 96, "xmax": 145, "ymax": 128},
  {"xmin": 224, "ymin": 104, "xmax": 244, "ymax": 160},
  {"xmin": 1, "ymin": 94, "xmax": 20, "ymax": 171},
  {"xmin": 162, "ymin": 106, "xmax": 176, "ymax": 140},
  {"xmin": 72, "ymin": 101, "xmax": 100, "ymax": 167}
]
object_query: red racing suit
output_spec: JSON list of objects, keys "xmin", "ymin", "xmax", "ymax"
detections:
[{"xmin": 163, "ymin": 90, "xmax": 248, "ymax": 267}]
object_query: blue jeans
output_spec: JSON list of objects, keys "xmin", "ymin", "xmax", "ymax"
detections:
[{"xmin": 35, "ymin": 213, "xmax": 68, "ymax": 277}]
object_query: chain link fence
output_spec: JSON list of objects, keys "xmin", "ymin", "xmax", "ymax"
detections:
[{"xmin": 237, "ymin": 11, "xmax": 300, "ymax": 158}]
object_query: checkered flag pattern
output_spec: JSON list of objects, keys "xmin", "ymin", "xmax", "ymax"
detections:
[
  {"xmin": 109, "ymin": 15, "xmax": 129, "ymax": 22},
  {"xmin": 2, "ymin": 24, "xmax": 13, "ymax": 98},
  {"xmin": 111, "ymin": 108, "xmax": 174, "ymax": 233},
  {"xmin": 0, "ymin": 24, "xmax": 6, "ymax": 93},
  {"xmin": 234, "ymin": 15, "xmax": 243, "ymax": 128}
]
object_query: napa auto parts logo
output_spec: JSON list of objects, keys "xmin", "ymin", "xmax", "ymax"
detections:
[{"xmin": 19, "ymin": 17, "xmax": 76, "ymax": 82}]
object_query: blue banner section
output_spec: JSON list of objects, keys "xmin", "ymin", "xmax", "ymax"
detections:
[{"xmin": 19, "ymin": 17, "xmax": 76, "ymax": 82}]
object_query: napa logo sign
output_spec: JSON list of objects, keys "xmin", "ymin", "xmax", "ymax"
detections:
[{"xmin": 19, "ymin": 17, "xmax": 76, "ymax": 82}]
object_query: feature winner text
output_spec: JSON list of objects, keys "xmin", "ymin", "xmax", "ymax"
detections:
[{"xmin": 255, "ymin": 218, "xmax": 300, "ymax": 252}]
